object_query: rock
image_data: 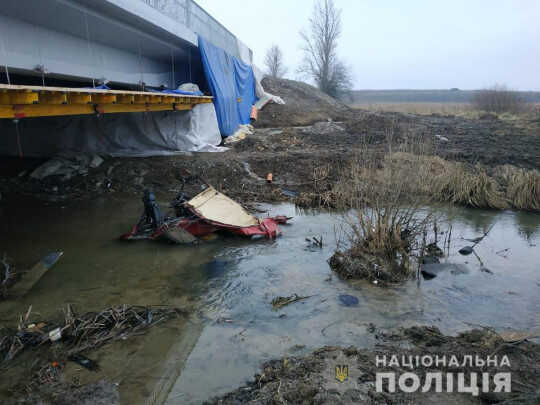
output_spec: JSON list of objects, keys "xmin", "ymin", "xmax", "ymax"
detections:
[
  {"xmin": 459, "ymin": 246, "xmax": 474, "ymax": 255},
  {"xmin": 339, "ymin": 294, "xmax": 359, "ymax": 307},
  {"xmin": 435, "ymin": 134, "xmax": 449, "ymax": 142},
  {"xmin": 426, "ymin": 243, "xmax": 444, "ymax": 257},
  {"xmin": 30, "ymin": 153, "xmax": 102, "ymax": 182},
  {"xmin": 90, "ymin": 155, "xmax": 104, "ymax": 169},
  {"xmin": 421, "ymin": 263, "xmax": 469, "ymax": 279},
  {"xmin": 30, "ymin": 159, "xmax": 64, "ymax": 179},
  {"xmin": 303, "ymin": 121, "xmax": 345, "ymax": 136},
  {"xmin": 421, "ymin": 255, "xmax": 440, "ymax": 265},
  {"xmin": 480, "ymin": 267, "xmax": 493, "ymax": 274}
]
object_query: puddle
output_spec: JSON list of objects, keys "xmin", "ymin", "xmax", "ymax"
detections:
[{"xmin": 0, "ymin": 197, "xmax": 539, "ymax": 404}]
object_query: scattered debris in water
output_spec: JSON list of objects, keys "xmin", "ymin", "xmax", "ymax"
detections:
[
  {"xmin": 121, "ymin": 184, "xmax": 291, "ymax": 243},
  {"xmin": 305, "ymin": 236, "xmax": 323, "ymax": 248},
  {"xmin": 68, "ymin": 353, "xmax": 100, "ymax": 372},
  {"xmin": 271, "ymin": 294, "xmax": 311, "ymax": 310},
  {"xmin": 7, "ymin": 252, "xmax": 63, "ymax": 299},
  {"xmin": 338, "ymin": 294, "xmax": 359, "ymax": 307},
  {"xmin": 0, "ymin": 305, "xmax": 185, "ymax": 370}
]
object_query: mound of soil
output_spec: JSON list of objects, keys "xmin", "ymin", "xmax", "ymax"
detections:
[
  {"xmin": 256, "ymin": 77, "xmax": 351, "ymax": 127},
  {"xmin": 206, "ymin": 326, "xmax": 540, "ymax": 405}
]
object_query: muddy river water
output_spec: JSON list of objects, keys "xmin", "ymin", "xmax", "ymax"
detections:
[{"xmin": 0, "ymin": 196, "xmax": 539, "ymax": 404}]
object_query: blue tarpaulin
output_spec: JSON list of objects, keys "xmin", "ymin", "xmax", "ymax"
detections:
[
  {"xmin": 152, "ymin": 88, "xmax": 204, "ymax": 96},
  {"xmin": 198, "ymin": 36, "xmax": 256, "ymax": 136}
]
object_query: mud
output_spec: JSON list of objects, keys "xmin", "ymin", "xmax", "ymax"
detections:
[
  {"xmin": 5, "ymin": 380, "xmax": 119, "ymax": 405},
  {"xmin": 206, "ymin": 326, "xmax": 540, "ymax": 405},
  {"xmin": 1, "ymin": 106, "xmax": 538, "ymax": 209},
  {"xmin": 255, "ymin": 77, "xmax": 351, "ymax": 128}
]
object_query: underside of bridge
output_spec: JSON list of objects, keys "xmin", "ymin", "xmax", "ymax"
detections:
[
  {"xmin": 0, "ymin": 0, "xmax": 259, "ymax": 157},
  {"xmin": 0, "ymin": 0, "xmax": 251, "ymax": 90}
]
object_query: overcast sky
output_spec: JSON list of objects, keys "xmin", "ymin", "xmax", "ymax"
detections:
[{"xmin": 195, "ymin": 0, "xmax": 540, "ymax": 90}]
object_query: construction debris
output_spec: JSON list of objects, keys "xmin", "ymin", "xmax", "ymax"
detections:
[
  {"xmin": 0, "ymin": 305, "xmax": 185, "ymax": 369},
  {"xmin": 6, "ymin": 252, "xmax": 63, "ymax": 298},
  {"xmin": 30, "ymin": 153, "xmax": 104, "ymax": 181},
  {"xmin": 121, "ymin": 184, "xmax": 291, "ymax": 243},
  {"xmin": 271, "ymin": 294, "xmax": 311, "ymax": 310}
]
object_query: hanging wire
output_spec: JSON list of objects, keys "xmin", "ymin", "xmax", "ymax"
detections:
[
  {"xmin": 14, "ymin": 120, "xmax": 23, "ymax": 158},
  {"xmin": 84, "ymin": 12, "xmax": 96, "ymax": 88},
  {"xmin": 188, "ymin": 47, "xmax": 192, "ymax": 83},
  {"xmin": 35, "ymin": 23, "xmax": 45, "ymax": 87},
  {"xmin": 0, "ymin": 29, "xmax": 11, "ymax": 85},
  {"xmin": 138, "ymin": 41, "xmax": 144, "ymax": 90},
  {"xmin": 170, "ymin": 47, "xmax": 175, "ymax": 89}
]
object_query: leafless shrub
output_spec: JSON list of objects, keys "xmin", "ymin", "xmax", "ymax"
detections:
[{"xmin": 472, "ymin": 84, "xmax": 525, "ymax": 113}]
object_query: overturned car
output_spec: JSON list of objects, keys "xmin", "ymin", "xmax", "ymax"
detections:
[{"xmin": 121, "ymin": 185, "xmax": 291, "ymax": 244}]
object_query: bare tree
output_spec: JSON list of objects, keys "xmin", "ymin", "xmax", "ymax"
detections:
[
  {"xmin": 264, "ymin": 45, "xmax": 287, "ymax": 79},
  {"xmin": 298, "ymin": 0, "xmax": 352, "ymax": 98}
]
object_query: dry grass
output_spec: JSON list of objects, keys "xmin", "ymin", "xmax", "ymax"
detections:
[
  {"xmin": 352, "ymin": 102, "xmax": 540, "ymax": 126},
  {"xmin": 297, "ymin": 151, "xmax": 540, "ymax": 212},
  {"xmin": 494, "ymin": 165, "xmax": 540, "ymax": 211},
  {"xmin": 351, "ymin": 102, "xmax": 472, "ymax": 115}
]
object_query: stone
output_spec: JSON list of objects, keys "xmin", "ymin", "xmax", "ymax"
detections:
[
  {"xmin": 90, "ymin": 155, "xmax": 104, "ymax": 169},
  {"xmin": 422, "ymin": 263, "xmax": 469, "ymax": 279},
  {"xmin": 339, "ymin": 294, "xmax": 359, "ymax": 307},
  {"xmin": 30, "ymin": 159, "xmax": 65, "ymax": 179}
]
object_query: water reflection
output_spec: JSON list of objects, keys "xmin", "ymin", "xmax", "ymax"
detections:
[{"xmin": 168, "ymin": 203, "xmax": 540, "ymax": 404}]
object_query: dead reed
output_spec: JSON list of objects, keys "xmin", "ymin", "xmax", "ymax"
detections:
[
  {"xmin": 296, "ymin": 152, "xmax": 539, "ymax": 211},
  {"xmin": 0, "ymin": 305, "xmax": 185, "ymax": 370}
]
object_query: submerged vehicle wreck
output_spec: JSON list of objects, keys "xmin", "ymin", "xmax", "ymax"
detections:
[{"xmin": 121, "ymin": 186, "xmax": 291, "ymax": 243}]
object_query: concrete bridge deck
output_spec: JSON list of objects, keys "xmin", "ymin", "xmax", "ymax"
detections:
[{"xmin": 0, "ymin": 0, "xmax": 251, "ymax": 90}]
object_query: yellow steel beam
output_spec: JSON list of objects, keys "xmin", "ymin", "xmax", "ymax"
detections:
[
  {"xmin": 0, "ymin": 104, "xmax": 95, "ymax": 119},
  {"xmin": 96, "ymin": 103, "xmax": 194, "ymax": 114},
  {"xmin": 67, "ymin": 93, "xmax": 92, "ymax": 104},
  {"xmin": 117, "ymin": 95, "xmax": 134, "ymax": 104},
  {"xmin": 0, "ymin": 105, "xmax": 14, "ymax": 118},
  {"xmin": 0, "ymin": 85, "xmax": 212, "ymax": 118},
  {"xmin": 134, "ymin": 95, "xmax": 149, "ymax": 104},
  {"xmin": 39, "ymin": 92, "xmax": 67, "ymax": 104},
  {"xmin": 92, "ymin": 94, "xmax": 117, "ymax": 104},
  {"xmin": 174, "ymin": 104, "xmax": 194, "ymax": 111},
  {"xmin": 147, "ymin": 95, "xmax": 163, "ymax": 104},
  {"xmin": 0, "ymin": 91, "xmax": 39, "ymax": 105},
  {"xmin": 0, "ymin": 103, "xmax": 196, "ymax": 118}
]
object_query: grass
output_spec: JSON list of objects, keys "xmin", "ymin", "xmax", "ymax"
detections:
[
  {"xmin": 351, "ymin": 102, "xmax": 472, "ymax": 115},
  {"xmin": 296, "ymin": 149, "xmax": 540, "ymax": 212},
  {"xmin": 351, "ymin": 102, "xmax": 540, "ymax": 128},
  {"xmin": 322, "ymin": 137, "xmax": 539, "ymax": 284}
]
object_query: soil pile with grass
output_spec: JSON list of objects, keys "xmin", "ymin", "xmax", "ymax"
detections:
[
  {"xmin": 256, "ymin": 77, "xmax": 351, "ymax": 127},
  {"xmin": 206, "ymin": 326, "xmax": 540, "ymax": 405}
]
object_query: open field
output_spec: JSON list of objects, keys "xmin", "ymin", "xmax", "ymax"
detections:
[
  {"xmin": 351, "ymin": 102, "xmax": 473, "ymax": 115},
  {"xmin": 349, "ymin": 89, "xmax": 540, "ymax": 104}
]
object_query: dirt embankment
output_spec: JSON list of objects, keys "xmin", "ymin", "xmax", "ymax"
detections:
[
  {"xmin": 255, "ymin": 77, "xmax": 352, "ymax": 127},
  {"xmin": 207, "ymin": 326, "xmax": 540, "ymax": 405},
  {"xmin": 0, "ymin": 78, "xmax": 538, "ymax": 209}
]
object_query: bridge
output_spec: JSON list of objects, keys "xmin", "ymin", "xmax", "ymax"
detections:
[{"xmin": 0, "ymin": 0, "xmax": 252, "ymax": 117}]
